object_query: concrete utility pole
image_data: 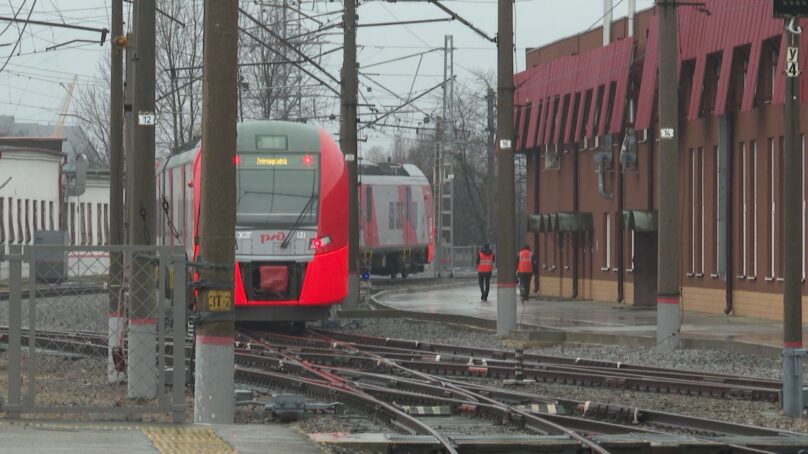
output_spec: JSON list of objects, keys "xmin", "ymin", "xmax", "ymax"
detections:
[
  {"xmin": 107, "ymin": 0, "xmax": 125, "ymax": 384},
  {"xmin": 126, "ymin": 0, "xmax": 157, "ymax": 399},
  {"xmin": 495, "ymin": 0, "xmax": 516, "ymax": 336},
  {"xmin": 781, "ymin": 15, "xmax": 804, "ymax": 418},
  {"xmin": 487, "ymin": 87, "xmax": 496, "ymax": 242},
  {"xmin": 340, "ymin": 0, "xmax": 359, "ymax": 309},
  {"xmin": 656, "ymin": 0, "xmax": 681, "ymax": 352},
  {"xmin": 195, "ymin": 0, "xmax": 238, "ymax": 424}
]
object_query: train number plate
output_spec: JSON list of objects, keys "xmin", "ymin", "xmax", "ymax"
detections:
[{"xmin": 207, "ymin": 290, "xmax": 232, "ymax": 312}]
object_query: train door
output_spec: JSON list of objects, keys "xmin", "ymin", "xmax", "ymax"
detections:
[{"xmin": 633, "ymin": 231, "xmax": 657, "ymax": 307}]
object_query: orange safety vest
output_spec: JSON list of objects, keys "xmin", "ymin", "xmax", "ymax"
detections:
[
  {"xmin": 477, "ymin": 252, "xmax": 494, "ymax": 273},
  {"xmin": 517, "ymin": 249, "xmax": 533, "ymax": 273}
]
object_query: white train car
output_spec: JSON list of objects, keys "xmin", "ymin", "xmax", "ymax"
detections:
[{"xmin": 359, "ymin": 162, "xmax": 433, "ymax": 278}]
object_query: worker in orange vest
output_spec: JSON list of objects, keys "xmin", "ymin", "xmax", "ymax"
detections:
[
  {"xmin": 476, "ymin": 244, "xmax": 495, "ymax": 302},
  {"xmin": 516, "ymin": 244, "xmax": 536, "ymax": 302}
]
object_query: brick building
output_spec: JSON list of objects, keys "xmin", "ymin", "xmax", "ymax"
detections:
[{"xmin": 516, "ymin": 1, "xmax": 808, "ymax": 321}]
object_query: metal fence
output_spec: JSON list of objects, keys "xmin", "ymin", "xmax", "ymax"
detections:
[{"xmin": 2, "ymin": 244, "xmax": 186, "ymax": 421}]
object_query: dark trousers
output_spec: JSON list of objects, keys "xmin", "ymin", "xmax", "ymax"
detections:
[
  {"xmin": 478, "ymin": 272, "xmax": 491, "ymax": 300},
  {"xmin": 517, "ymin": 273, "xmax": 532, "ymax": 301}
]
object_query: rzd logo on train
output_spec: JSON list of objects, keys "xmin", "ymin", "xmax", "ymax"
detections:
[{"xmin": 260, "ymin": 232, "xmax": 286, "ymax": 243}]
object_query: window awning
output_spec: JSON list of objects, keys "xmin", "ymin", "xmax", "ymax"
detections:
[
  {"xmin": 529, "ymin": 212, "xmax": 592, "ymax": 233},
  {"xmin": 555, "ymin": 212, "xmax": 593, "ymax": 232},
  {"xmin": 621, "ymin": 210, "xmax": 658, "ymax": 232},
  {"xmin": 528, "ymin": 214, "xmax": 552, "ymax": 232}
]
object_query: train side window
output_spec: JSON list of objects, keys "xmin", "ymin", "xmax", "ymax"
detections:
[
  {"xmin": 396, "ymin": 202, "xmax": 403, "ymax": 229},
  {"xmin": 366, "ymin": 187, "xmax": 372, "ymax": 223},
  {"xmin": 389, "ymin": 202, "xmax": 395, "ymax": 229},
  {"xmin": 49, "ymin": 201, "xmax": 54, "ymax": 230}
]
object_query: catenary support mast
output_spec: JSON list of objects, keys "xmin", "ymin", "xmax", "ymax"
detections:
[
  {"xmin": 194, "ymin": 0, "xmax": 238, "ymax": 424},
  {"xmin": 781, "ymin": 14, "xmax": 804, "ymax": 418},
  {"xmin": 495, "ymin": 0, "xmax": 516, "ymax": 335},
  {"xmin": 126, "ymin": 0, "xmax": 157, "ymax": 399},
  {"xmin": 341, "ymin": 0, "xmax": 359, "ymax": 308},
  {"xmin": 107, "ymin": 0, "xmax": 125, "ymax": 384},
  {"xmin": 656, "ymin": 0, "xmax": 681, "ymax": 352}
]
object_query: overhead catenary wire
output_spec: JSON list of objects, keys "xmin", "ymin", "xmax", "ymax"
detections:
[{"xmin": 0, "ymin": 0, "xmax": 37, "ymax": 76}]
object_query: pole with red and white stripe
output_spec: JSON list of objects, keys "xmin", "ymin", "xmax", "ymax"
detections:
[
  {"xmin": 656, "ymin": 0, "xmax": 681, "ymax": 352},
  {"xmin": 194, "ymin": 0, "xmax": 238, "ymax": 424}
]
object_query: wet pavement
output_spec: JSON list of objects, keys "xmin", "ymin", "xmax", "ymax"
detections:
[{"xmin": 377, "ymin": 283, "xmax": 802, "ymax": 348}]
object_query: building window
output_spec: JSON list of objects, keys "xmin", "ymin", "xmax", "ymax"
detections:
[
  {"xmin": 97, "ymin": 203, "xmax": 103, "ymax": 246},
  {"xmin": 17, "ymin": 199, "xmax": 23, "ymax": 244},
  {"xmin": 740, "ymin": 143, "xmax": 747, "ymax": 277},
  {"xmin": 32, "ymin": 200, "xmax": 38, "ymax": 235},
  {"xmin": 689, "ymin": 148, "xmax": 704, "ymax": 276},
  {"xmin": 714, "ymin": 146, "xmax": 720, "ymax": 275},
  {"xmin": 104, "ymin": 203, "xmax": 110, "ymax": 245},
  {"xmin": 86, "ymin": 203, "xmax": 93, "ymax": 246},
  {"xmin": 78, "ymin": 203, "xmax": 85, "ymax": 245},
  {"xmin": 24, "ymin": 199, "xmax": 30, "ymax": 244}
]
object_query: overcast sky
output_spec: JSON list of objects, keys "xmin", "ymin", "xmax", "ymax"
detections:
[{"xmin": 0, "ymin": 0, "xmax": 655, "ymax": 153}]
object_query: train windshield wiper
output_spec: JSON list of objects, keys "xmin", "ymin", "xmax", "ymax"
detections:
[{"xmin": 280, "ymin": 192, "xmax": 319, "ymax": 249}]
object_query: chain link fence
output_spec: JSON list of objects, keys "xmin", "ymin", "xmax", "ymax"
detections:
[{"xmin": 1, "ymin": 244, "xmax": 186, "ymax": 421}]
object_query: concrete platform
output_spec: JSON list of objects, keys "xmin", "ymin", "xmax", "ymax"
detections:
[
  {"xmin": 0, "ymin": 421, "xmax": 323, "ymax": 454},
  {"xmin": 374, "ymin": 283, "xmax": 808, "ymax": 355}
]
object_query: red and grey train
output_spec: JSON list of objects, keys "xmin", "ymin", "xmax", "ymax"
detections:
[
  {"xmin": 157, "ymin": 121, "xmax": 348, "ymax": 322},
  {"xmin": 358, "ymin": 162, "xmax": 434, "ymax": 278}
]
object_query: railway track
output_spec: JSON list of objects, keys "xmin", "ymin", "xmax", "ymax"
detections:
[{"xmin": 4, "ymin": 326, "xmax": 808, "ymax": 452}]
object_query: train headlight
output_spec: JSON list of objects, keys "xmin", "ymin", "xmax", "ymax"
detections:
[{"xmin": 309, "ymin": 235, "xmax": 332, "ymax": 250}]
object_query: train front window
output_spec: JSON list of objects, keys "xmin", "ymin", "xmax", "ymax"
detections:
[{"xmin": 236, "ymin": 152, "xmax": 320, "ymax": 228}]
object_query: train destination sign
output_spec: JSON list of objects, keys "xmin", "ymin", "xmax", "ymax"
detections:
[
  {"xmin": 238, "ymin": 152, "xmax": 319, "ymax": 170},
  {"xmin": 773, "ymin": 0, "xmax": 808, "ymax": 17}
]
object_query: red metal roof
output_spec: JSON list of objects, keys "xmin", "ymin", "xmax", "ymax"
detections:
[
  {"xmin": 513, "ymin": 38, "xmax": 633, "ymax": 151},
  {"xmin": 635, "ymin": 0, "xmax": 799, "ymax": 129}
]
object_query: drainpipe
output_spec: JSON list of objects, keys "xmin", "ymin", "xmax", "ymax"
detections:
[
  {"xmin": 719, "ymin": 114, "xmax": 734, "ymax": 314},
  {"xmin": 617, "ymin": 134, "xmax": 624, "ymax": 303},
  {"xmin": 628, "ymin": 0, "xmax": 636, "ymax": 38},
  {"xmin": 572, "ymin": 143, "xmax": 580, "ymax": 298},
  {"xmin": 534, "ymin": 150, "xmax": 541, "ymax": 292}
]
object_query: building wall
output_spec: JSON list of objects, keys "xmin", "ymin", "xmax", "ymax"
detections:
[
  {"xmin": 519, "ymin": 1, "xmax": 808, "ymax": 322},
  {"xmin": 0, "ymin": 146, "xmax": 110, "ymax": 281}
]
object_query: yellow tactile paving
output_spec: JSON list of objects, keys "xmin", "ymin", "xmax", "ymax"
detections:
[{"xmin": 142, "ymin": 427, "xmax": 235, "ymax": 454}]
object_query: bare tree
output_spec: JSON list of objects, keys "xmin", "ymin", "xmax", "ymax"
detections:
[
  {"xmin": 73, "ymin": 60, "xmax": 111, "ymax": 164},
  {"xmin": 155, "ymin": 0, "xmax": 203, "ymax": 151}
]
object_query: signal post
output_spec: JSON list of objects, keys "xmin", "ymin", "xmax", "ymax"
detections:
[{"xmin": 194, "ymin": 0, "xmax": 239, "ymax": 424}]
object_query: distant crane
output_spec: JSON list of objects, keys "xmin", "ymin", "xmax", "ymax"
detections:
[{"xmin": 52, "ymin": 76, "xmax": 77, "ymax": 138}]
